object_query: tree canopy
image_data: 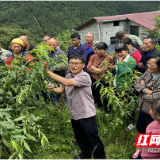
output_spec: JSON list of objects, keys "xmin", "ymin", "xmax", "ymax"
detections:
[{"xmin": 1, "ymin": 1, "xmax": 160, "ymax": 48}]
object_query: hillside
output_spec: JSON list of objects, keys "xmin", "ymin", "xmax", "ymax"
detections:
[{"xmin": 0, "ymin": 1, "xmax": 160, "ymax": 47}]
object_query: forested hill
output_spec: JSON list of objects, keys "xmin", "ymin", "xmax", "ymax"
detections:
[{"xmin": 0, "ymin": 1, "xmax": 160, "ymax": 43}]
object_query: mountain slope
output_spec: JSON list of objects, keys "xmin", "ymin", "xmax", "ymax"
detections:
[{"xmin": 0, "ymin": 1, "xmax": 160, "ymax": 38}]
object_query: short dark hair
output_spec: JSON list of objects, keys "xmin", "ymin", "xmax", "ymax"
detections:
[
  {"xmin": 147, "ymin": 52, "xmax": 160, "ymax": 69},
  {"xmin": 68, "ymin": 54, "xmax": 85, "ymax": 64},
  {"xmin": 122, "ymin": 38, "xmax": 133, "ymax": 46},
  {"xmin": 116, "ymin": 31, "xmax": 125, "ymax": 39},
  {"xmin": 144, "ymin": 36, "xmax": 158, "ymax": 45},
  {"xmin": 95, "ymin": 42, "xmax": 108, "ymax": 50},
  {"xmin": 71, "ymin": 33, "xmax": 81, "ymax": 39},
  {"xmin": 122, "ymin": 38, "xmax": 139, "ymax": 48},
  {"xmin": 152, "ymin": 99, "xmax": 160, "ymax": 116},
  {"xmin": 115, "ymin": 43, "xmax": 128, "ymax": 53}
]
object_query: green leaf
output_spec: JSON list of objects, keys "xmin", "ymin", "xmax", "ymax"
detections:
[
  {"xmin": 24, "ymin": 140, "xmax": 32, "ymax": 152},
  {"xmin": 6, "ymin": 117, "xmax": 15, "ymax": 124},
  {"xmin": 16, "ymin": 86, "xmax": 29, "ymax": 104},
  {"xmin": 25, "ymin": 133, "xmax": 37, "ymax": 141},
  {"xmin": 41, "ymin": 137, "xmax": 44, "ymax": 147},
  {"xmin": 33, "ymin": 83, "xmax": 41, "ymax": 94},
  {"xmin": 29, "ymin": 114, "xmax": 42, "ymax": 122},
  {"xmin": 10, "ymin": 70, "xmax": 16, "ymax": 79},
  {"xmin": 30, "ymin": 69, "xmax": 37, "ymax": 81},
  {"xmin": 0, "ymin": 108, "xmax": 13, "ymax": 112},
  {"xmin": 2, "ymin": 137, "xmax": 10, "ymax": 148},
  {"xmin": 0, "ymin": 145, "xmax": 2, "ymax": 158},
  {"xmin": 0, "ymin": 121, "xmax": 17, "ymax": 129},
  {"xmin": 12, "ymin": 135, "xmax": 27, "ymax": 140},
  {"xmin": 19, "ymin": 153, "xmax": 23, "ymax": 159},
  {"xmin": 9, "ymin": 151, "xmax": 17, "ymax": 159},
  {"xmin": 13, "ymin": 116, "xmax": 25, "ymax": 122},
  {"xmin": 10, "ymin": 129, "xmax": 23, "ymax": 134},
  {"xmin": 11, "ymin": 140, "xmax": 22, "ymax": 155},
  {"xmin": 0, "ymin": 89, "xmax": 4, "ymax": 94},
  {"xmin": 42, "ymin": 133, "xmax": 49, "ymax": 143}
]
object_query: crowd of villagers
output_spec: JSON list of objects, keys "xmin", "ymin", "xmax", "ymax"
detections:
[{"xmin": 1, "ymin": 32, "xmax": 160, "ymax": 159}]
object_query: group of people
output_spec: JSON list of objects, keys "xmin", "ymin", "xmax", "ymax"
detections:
[
  {"xmin": 44, "ymin": 32, "xmax": 160, "ymax": 159},
  {"xmin": 1, "ymin": 31, "xmax": 160, "ymax": 159}
]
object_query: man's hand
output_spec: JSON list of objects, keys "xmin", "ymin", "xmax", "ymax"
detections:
[
  {"xmin": 47, "ymin": 84, "xmax": 55, "ymax": 92},
  {"xmin": 138, "ymin": 62, "xmax": 144, "ymax": 67},
  {"xmin": 43, "ymin": 61, "xmax": 48, "ymax": 72},
  {"xmin": 141, "ymin": 80, "xmax": 145, "ymax": 87}
]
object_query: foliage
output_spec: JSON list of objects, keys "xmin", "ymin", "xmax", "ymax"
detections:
[
  {"xmin": 56, "ymin": 30, "xmax": 73, "ymax": 55},
  {"xmin": 0, "ymin": 42, "xmax": 68, "ymax": 158},
  {"xmin": 0, "ymin": 1, "xmax": 160, "ymax": 40},
  {"xmin": 96, "ymin": 110, "xmax": 138, "ymax": 159},
  {"xmin": 96, "ymin": 63, "xmax": 141, "ymax": 134},
  {"xmin": 142, "ymin": 10, "xmax": 160, "ymax": 52},
  {"xmin": 0, "ymin": 27, "xmax": 42, "ymax": 49},
  {"xmin": 24, "ymin": 107, "xmax": 139, "ymax": 159},
  {"xmin": 0, "ymin": 41, "xmax": 139, "ymax": 158}
]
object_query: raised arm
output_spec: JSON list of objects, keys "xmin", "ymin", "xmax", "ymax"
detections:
[{"xmin": 47, "ymin": 70, "xmax": 77, "ymax": 86}]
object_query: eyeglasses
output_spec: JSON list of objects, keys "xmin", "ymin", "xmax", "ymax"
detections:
[
  {"xmin": 12, "ymin": 45, "xmax": 21, "ymax": 49},
  {"xmin": 69, "ymin": 62, "xmax": 82, "ymax": 66}
]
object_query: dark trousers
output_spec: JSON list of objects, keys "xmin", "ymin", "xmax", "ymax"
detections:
[
  {"xmin": 50, "ymin": 91, "xmax": 60, "ymax": 102},
  {"xmin": 91, "ymin": 77, "xmax": 110, "ymax": 113},
  {"xmin": 71, "ymin": 116, "xmax": 106, "ymax": 159},
  {"xmin": 136, "ymin": 110, "xmax": 154, "ymax": 133}
]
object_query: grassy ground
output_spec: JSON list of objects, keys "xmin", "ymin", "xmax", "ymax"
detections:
[{"xmin": 26, "ymin": 104, "xmax": 139, "ymax": 159}]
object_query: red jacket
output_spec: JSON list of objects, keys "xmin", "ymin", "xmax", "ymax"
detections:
[
  {"xmin": 6, "ymin": 54, "xmax": 34, "ymax": 71},
  {"xmin": 130, "ymin": 49, "xmax": 142, "ymax": 65}
]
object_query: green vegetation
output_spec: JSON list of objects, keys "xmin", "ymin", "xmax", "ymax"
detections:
[
  {"xmin": 56, "ymin": 30, "xmax": 73, "ymax": 54},
  {"xmin": 143, "ymin": 12, "xmax": 160, "ymax": 52},
  {"xmin": 0, "ymin": 1, "xmax": 160, "ymax": 46},
  {"xmin": 0, "ymin": 42, "xmax": 67, "ymax": 158},
  {"xmin": 1, "ymin": 2, "xmax": 160, "ymax": 158},
  {"xmin": 0, "ymin": 41, "xmax": 139, "ymax": 159},
  {"xmin": 26, "ymin": 106, "xmax": 139, "ymax": 159},
  {"xmin": 0, "ymin": 27, "xmax": 42, "ymax": 49}
]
